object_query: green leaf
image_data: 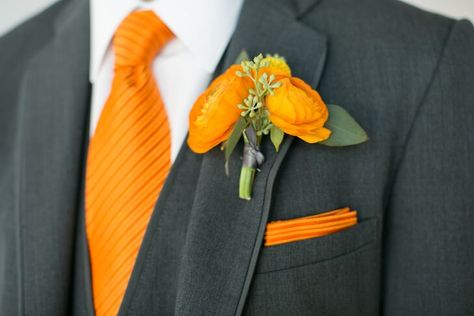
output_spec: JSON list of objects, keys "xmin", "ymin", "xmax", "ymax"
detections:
[
  {"xmin": 270, "ymin": 125, "xmax": 284, "ymax": 152},
  {"xmin": 234, "ymin": 50, "xmax": 250, "ymax": 64},
  {"xmin": 224, "ymin": 117, "xmax": 248, "ymax": 175},
  {"xmin": 320, "ymin": 104, "xmax": 369, "ymax": 147}
]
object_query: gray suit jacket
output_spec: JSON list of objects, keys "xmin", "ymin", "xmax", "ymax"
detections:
[{"xmin": 1, "ymin": 0, "xmax": 473, "ymax": 315}]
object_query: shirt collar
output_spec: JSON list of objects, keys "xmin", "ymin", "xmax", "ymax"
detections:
[{"xmin": 90, "ymin": 0, "xmax": 244, "ymax": 83}]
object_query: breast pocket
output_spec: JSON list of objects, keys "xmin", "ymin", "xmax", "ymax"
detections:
[
  {"xmin": 256, "ymin": 217, "xmax": 378, "ymax": 273},
  {"xmin": 244, "ymin": 218, "xmax": 380, "ymax": 316}
]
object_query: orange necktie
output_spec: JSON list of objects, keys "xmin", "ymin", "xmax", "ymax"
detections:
[{"xmin": 85, "ymin": 11, "xmax": 174, "ymax": 316}]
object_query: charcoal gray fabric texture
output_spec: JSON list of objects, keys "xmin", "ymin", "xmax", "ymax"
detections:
[{"xmin": 0, "ymin": 0, "xmax": 473, "ymax": 315}]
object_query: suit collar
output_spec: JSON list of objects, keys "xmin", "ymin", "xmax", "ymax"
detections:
[{"xmin": 120, "ymin": 0, "xmax": 327, "ymax": 314}]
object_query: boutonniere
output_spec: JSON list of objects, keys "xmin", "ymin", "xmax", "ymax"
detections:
[{"xmin": 187, "ymin": 52, "xmax": 368, "ymax": 200}]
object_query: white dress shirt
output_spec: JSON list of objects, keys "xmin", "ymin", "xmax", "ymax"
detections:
[{"xmin": 90, "ymin": 0, "xmax": 244, "ymax": 161}]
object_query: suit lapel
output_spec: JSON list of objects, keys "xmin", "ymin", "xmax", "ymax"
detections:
[
  {"xmin": 18, "ymin": 0, "xmax": 91, "ymax": 314},
  {"xmin": 172, "ymin": 0, "xmax": 328, "ymax": 314}
]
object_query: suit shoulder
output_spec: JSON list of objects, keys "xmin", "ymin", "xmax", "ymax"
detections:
[
  {"xmin": 0, "ymin": 1, "xmax": 65, "ymax": 70},
  {"xmin": 304, "ymin": 0, "xmax": 474, "ymax": 97},
  {"xmin": 302, "ymin": 0, "xmax": 472, "ymax": 149},
  {"xmin": 307, "ymin": 0, "xmax": 464, "ymax": 56},
  {"xmin": 381, "ymin": 0, "xmax": 473, "ymax": 44},
  {"xmin": 0, "ymin": 1, "xmax": 67, "ymax": 133},
  {"xmin": 370, "ymin": 1, "xmax": 474, "ymax": 74}
]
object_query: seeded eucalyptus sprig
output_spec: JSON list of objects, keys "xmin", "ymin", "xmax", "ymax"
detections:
[
  {"xmin": 222, "ymin": 53, "xmax": 286, "ymax": 200},
  {"xmin": 236, "ymin": 54, "xmax": 282, "ymax": 140}
]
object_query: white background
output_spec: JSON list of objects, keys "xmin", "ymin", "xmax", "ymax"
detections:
[{"xmin": 0, "ymin": 0, "xmax": 473, "ymax": 36}]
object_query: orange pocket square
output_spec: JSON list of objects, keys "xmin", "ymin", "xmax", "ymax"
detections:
[{"xmin": 264, "ymin": 207, "xmax": 358, "ymax": 246}]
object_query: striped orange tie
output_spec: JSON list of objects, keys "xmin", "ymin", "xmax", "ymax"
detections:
[{"xmin": 85, "ymin": 11, "xmax": 174, "ymax": 316}]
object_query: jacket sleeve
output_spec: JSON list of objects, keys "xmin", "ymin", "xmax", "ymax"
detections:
[{"xmin": 382, "ymin": 19, "xmax": 474, "ymax": 315}]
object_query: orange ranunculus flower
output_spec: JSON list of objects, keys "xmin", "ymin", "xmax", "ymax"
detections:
[
  {"xmin": 187, "ymin": 65, "xmax": 253, "ymax": 153},
  {"xmin": 266, "ymin": 77, "xmax": 331, "ymax": 143}
]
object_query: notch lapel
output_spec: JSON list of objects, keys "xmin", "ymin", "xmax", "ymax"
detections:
[
  {"xmin": 173, "ymin": 0, "xmax": 328, "ymax": 315},
  {"xmin": 18, "ymin": 0, "xmax": 91, "ymax": 314}
]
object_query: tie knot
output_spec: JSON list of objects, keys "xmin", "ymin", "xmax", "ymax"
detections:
[{"xmin": 113, "ymin": 11, "xmax": 174, "ymax": 67}]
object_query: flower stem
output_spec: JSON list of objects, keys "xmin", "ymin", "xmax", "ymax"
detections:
[{"xmin": 239, "ymin": 166, "xmax": 256, "ymax": 200}]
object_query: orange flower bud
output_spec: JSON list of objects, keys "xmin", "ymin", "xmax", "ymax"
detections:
[
  {"xmin": 188, "ymin": 65, "xmax": 253, "ymax": 153},
  {"xmin": 266, "ymin": 77, "xmax": 331, "ymax": 143}
]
